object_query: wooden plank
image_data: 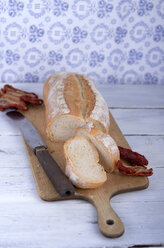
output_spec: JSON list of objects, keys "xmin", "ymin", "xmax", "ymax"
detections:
[
  {"xmin": 110, "ymin": 109, "xmax": 164, "ymax": 135},
  {"xmin": 0, "ymin": 135, "xmax": 163, "ymax": 168},
  {"xmin": 1, "ymin": 109, "xmax": 164, "ymax": 135},
  {"xmin": 0, "ymin": 111, "xmax": 20, "ymax": 135},
  {"xmin": 1, "ymin": 83, "xmax": 164, "ymax": 108},
  {"xmin": 0, "ymin": 167, "xmax": 162, "ymax": 203},
  {"xmin": 0, "ymin": 136, "xmax": 30, "ymax": 168},
  {"xmin": 100, "ymin": 85, "xmax": 164, "ymax": 109},
  {"xmin": 0, "ymin": 201, "xmax": 163, "ymax": 248}
]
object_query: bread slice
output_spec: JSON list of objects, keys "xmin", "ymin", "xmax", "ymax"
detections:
[
  {"xmin": 47, "ymin": 115, "xmax": 82, "ymax": 142},
  {"xmin": 64, "ymin": 136, "xmax": 107, "ymax": 189},
  {"xmin": 75, "ymin": 122, "xmax": 120, "ymax": 172}
]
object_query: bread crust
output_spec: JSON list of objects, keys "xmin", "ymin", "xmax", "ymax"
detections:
[
  {"xmin": 65, "ymin": 162, "xmax": 106, "ymax": 189},
  {"xmin": 43, "ymin": 72, "xmax": 110, "ymax": 141}
]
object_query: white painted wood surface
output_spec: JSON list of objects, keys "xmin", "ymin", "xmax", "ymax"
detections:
[{"xmin": 0, "ymin": 83, "xmax": 164, "ymax": 248}]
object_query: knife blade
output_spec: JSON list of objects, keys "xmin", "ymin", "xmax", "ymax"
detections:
[{"xmin": 6, "ymin": 110, "xmax": 75, "ymax": 197}]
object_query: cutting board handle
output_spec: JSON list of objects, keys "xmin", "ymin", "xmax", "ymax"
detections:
[{"xmin": 92, "ymin": 195, "xmax": 124, "ymax": 238}]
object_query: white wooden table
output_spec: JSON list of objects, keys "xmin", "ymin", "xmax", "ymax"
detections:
[{"xmin": 0, "ymin": 83, "xmax": 164, "ymax": 248}]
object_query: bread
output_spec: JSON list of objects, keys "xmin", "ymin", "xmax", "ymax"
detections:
[
  {"xmin": 75, "ymin": 122, "xmax": 120, "ymax": 172},
  {"xmin": 43, "ymin": 72, "xmax": 110, "ymax": 142},
  {"xmin": 64, "ymin": 136, "xmax": 107, "ymax": 189}
]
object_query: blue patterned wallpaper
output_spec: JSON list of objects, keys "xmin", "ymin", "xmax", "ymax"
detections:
[{"xmin": 0, "ymin": 0, "xmax": 164, "ymax": 85}]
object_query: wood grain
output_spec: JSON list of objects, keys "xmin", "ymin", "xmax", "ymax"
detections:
[
  {"xmin": 20, "ymin": 105, "xmax": 148, "ymax": 238},
  {"xmin": 1, "ymin": 109, "xmax": 164, "ymax": 136},
  {"xmin": 111, "ymin": 109, "xmax": 164, "ymax": 135},
  {"xmin": 0, "ymin": 135, "xmax": 163, "ymax": 168}
]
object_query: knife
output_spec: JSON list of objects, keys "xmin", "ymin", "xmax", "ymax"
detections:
[{"xmin": 7, "ymin": 110, "xmax": 75, "ymax": 197}]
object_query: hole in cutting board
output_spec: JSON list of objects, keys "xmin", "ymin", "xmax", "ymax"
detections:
[
  {"xmin": 106, "ymin": 219, "xmax": 114, "ymax": 225},
  {"xmin": 65, "ymin": 191, "xmax": 72, "ymax": 196}
]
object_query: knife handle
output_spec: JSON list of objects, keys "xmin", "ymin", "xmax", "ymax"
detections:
[{"xmin": 35, "ymin": 147, "xmax": 75, "ymax": 197}]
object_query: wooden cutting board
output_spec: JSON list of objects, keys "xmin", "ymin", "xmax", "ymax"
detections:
[{"xmin": 21, "ymin": 105, "xmax": 149, "ymax": 238}]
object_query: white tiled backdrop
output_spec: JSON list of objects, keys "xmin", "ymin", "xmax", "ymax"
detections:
[{"xmin": 0, "ymin": 0, "xmax": 164, "ymax": 85}]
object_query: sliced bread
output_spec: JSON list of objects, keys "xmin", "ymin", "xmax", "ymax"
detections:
[
  {"xmin": 75, "ymin": 122, "xmax": 120, "ymax": 172},
  {"xmin": 64, "ymin": 136, "xmax": 107, "ymax": 189}
]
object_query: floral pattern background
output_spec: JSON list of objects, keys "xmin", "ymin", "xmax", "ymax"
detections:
[{"xmin": 0, "ymin": 0, "xmax": 164, "ymax": 85}]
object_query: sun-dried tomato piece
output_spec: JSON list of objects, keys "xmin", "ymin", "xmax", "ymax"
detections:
[
  {"xmin": 20, "ymin": 95, "xmax": 43, "ymax": 105},
  {"xmin": 0, "ymin": 94, "xmax": 28, "ymax": 111},
  {"xmin": 2, "ymin": 84, "xmax": 38, "ymax": 98},
  {"xmin": 118, "ymin": 146, "xmax": 148, "ymax": 166},
  {"xmin": 0, "ymin": 84, "xmax": 43, "ymax": 111},
  {"xmin": 0, "ymin": 89, "xmax": 3, "ymax": 97},
  {"xmin": 117, "ymin": 160, "xmax": 153, "ymax": 176}
]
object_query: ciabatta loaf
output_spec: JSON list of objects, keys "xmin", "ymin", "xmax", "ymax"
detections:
[
  {"xmin": 75, "ymin": 122, "xmax": 120, "ymax": 172},
  {"xmin": 64, "ymin": 136, "xmax": 107, "ymax": 189},
  {"xmin": 43, "ymin": 72, "xmax": 109, "ymax": 142}
]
